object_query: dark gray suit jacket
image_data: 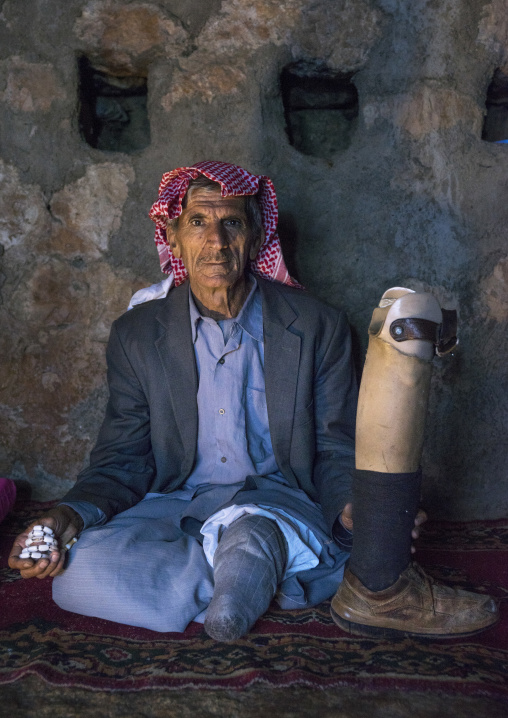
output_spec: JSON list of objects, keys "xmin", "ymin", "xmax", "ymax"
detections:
[{"xmin": 62, "ymin": 278, "xmax": 357, "ymax": 533}]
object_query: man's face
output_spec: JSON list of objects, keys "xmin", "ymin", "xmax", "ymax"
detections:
[{"xmin": 167, "ymin": 187, "xmax": 263, "ymax": 294}]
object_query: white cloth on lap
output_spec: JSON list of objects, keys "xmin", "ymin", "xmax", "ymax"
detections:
[{"xmin": 201, "ymin": 504, "xmax": 321, "ymax": 578}]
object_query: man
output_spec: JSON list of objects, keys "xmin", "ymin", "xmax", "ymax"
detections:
[{"xmin": 9, "ymin": 161, "xmax": 497, "ymax": 641}]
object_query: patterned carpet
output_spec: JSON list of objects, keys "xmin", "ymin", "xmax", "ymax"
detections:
[{"xmin": 0, "ymin": 502, "xmax": 506, "ymax": 696}]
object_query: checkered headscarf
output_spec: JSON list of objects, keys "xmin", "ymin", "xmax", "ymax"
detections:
[{"xmin": 148, "ymin": 160, "xmax": 300, "ymax": 288}]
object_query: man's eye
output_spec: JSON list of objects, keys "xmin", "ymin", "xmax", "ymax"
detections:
[
  {"xmin": 224, "ymin": 219, "xmax": 241, "ymax": 227},
  {"xmin": 190, "ymin": 219, "xmax": 202, "ymax": 226}
]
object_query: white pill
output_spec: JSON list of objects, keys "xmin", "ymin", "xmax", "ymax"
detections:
[
  {"xmin": 43, "ymin": 526, "xmax": 54, "ymax": 535},
  {"xmin": 31, "ymin": 552, "xmax": 42, "ymax": 559},
  {"xmin": 20, "ymin": 551, "xmax": 30, "ymax": 559},
  {"xmin": 32, "ymin": 525, "xmax": 43, "ymax": 531},
  {"xmin": 30, "ymin": 532, "xmax": 44, "ymax": 539},
  {"xmin": 35, "ymin": 543, "xmax": 50, "ymax": 551},
  {"xmin": 25, "ymin": 538, "xmax": 33, "ymax": 547}
]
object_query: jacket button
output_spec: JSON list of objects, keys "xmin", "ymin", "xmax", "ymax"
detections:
[{"xmin": 221, "ymin": 456, "xmax": 227, "ymax": 463}]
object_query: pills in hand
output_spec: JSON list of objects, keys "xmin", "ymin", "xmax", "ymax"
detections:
[{"xmin": 19, "ymin": 526, "xmax": 59, "ymax": 561}]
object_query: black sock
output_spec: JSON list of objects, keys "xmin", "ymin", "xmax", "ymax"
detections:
[{"xmin": 348, "ymin": 468, "xmax": 421, "ymax": 591}]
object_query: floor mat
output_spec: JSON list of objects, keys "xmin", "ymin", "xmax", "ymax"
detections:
[{"xmin": 0, "ymin": 502, "xmax": 506, "ymax": 696}]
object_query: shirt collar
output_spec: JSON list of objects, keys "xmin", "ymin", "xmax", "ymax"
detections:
[{"xmin": 189, "ymin": 275, "xmax": 263, "ymax": 343}]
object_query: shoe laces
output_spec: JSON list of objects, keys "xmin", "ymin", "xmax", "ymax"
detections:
[{"xmin": 411, "ymin": 562, "xmax": 437, "ymax": 613}]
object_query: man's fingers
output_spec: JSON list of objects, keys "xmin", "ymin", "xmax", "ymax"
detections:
[
  {"xmin": 59, "ymin": 528, "xmax": 78, "ymax": 548},
  {"xmin": 340, "ymin": 502, "xmax": 354, "ymax": 531},
  {"xmin": 411, "ymin": 509, "xmax": 428, "ymax": 540},
  {"xmin": 414, "ymin": 509, "xmax": 428, "ymax": 527},
  {"xmin": 18, "ymin": 559, "xmax": 49, "ymax": 579},
  {"xmin": 17, "ymin": 549, "xmax": 65, "ymax": 579},
  {"xmin": 47, "ymin": 551, "xmax": 67, "ymax": 577},
  {"xmin": 33, "ymin": 558, "xmax": 51, "ymax": 578},
  {"xmin": 14, "ymin": 558, "xmax": 36, "ymax": 576},
  {"xmin": 34, "ymin": 550, "xmax": 63, "ymax": 579},
  {"xmin": 410, "ymin": 508, "xmax": 428, "ymax": 550},
  {"xmin": 8, "ymin": 533, "xmax": 31, "ymax": 568}
]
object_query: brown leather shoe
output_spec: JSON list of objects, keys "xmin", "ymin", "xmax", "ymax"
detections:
[{"xmin": 331, "ymin": 563, "xmax": 499, "ymax": 639}]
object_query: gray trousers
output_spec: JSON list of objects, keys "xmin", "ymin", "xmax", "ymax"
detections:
[
  {"xmin": 53, "ymin": 487, "xmax": 348, "ymax": 633},
  {"xmin": 53, "ymin": 495, "xmax": 214, "ymax": 632}
]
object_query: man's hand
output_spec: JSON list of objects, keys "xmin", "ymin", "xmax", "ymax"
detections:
[
  {"xmin": 411, "ymin": 508, "xmax": 428, "ymax": 553},
  {"xmin": 340, "ymin": 502, "xmax": 354, "ymax": 531},
  {"xmin": 8, "ymin": 505, "xmax": 83, "ymax": 579},
  {"xmin": 339, "ymin": 502, "xmax": 428, "ymax": 553}
]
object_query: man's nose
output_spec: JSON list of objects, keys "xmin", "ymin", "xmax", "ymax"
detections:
[{"xmin": 205, "ymin": 221, "xmax": 229, "ymax": 247}]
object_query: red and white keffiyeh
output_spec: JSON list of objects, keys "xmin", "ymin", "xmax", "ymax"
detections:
[{"xmin": 148, "ymin": 160, "xmax": 300, "ymax": 288}]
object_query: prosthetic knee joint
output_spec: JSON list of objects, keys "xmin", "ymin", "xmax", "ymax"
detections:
[{"xmin": 356, "ymin": 287, "xmax": 457, "ymax": 474}]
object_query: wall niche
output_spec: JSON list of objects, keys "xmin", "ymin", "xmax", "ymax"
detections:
[
  {"xmin": 78, "ymin": 57, "xmax": 150, "ymax": 153},
  {"xmin": 482, "ymin": 68, "xmax": 508, "ymax": 143},
  {"xmin": 281, "ymin": 60, "xmax": 358, "ymax": 158}
]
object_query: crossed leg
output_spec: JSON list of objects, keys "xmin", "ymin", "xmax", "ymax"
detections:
[{"xmin": 52, "ymin": 496, "xmax": 214, "ymax": 633}]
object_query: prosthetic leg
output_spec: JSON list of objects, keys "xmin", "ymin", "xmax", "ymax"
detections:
[{"xmin": 331, "ymin": 287, "xmax": 498, "ymax": 637}]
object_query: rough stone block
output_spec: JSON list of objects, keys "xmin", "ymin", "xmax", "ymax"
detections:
[
  {"xmin": 49, "ymin": 163, "xmax": 135, "ymax": 255},
  {"xmin": 0, "ymin": 57, "xmax": 65, "ymax": 113},
  {"xmin": 74, "ymin": 1, "xmax": 187, "ymax": 74},
  {"xmin": 0, "ymin": 160, "xmax": 50, "ymax": 250}
]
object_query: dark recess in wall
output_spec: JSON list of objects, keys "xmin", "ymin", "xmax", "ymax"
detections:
[
  {"xmin": 78, "ymin": 56, "xmax": 150, "ymax": 153},
  {"xmin": 281, "ymin": 60, "xmax": 358, "ymax": 158},
  {"xmin": 482, "ymin": 67, "xmax": 508, "ymax": 142}
]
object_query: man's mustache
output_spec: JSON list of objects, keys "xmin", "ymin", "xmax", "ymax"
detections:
[{"xmin": 198, "ymin": 251, "xmax": 234, "ymax": 263}]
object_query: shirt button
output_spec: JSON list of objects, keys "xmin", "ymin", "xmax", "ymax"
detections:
[
  {"xmin": 219, "ymin": 408, "xmax": 225, "ymax": 415},
  {"xmin": 218, "ymin": 357, "xmax": 225, "ymax": 365},
  {"xmin": 221, "ymin": 456, "xmax": 227, "ymax": 463}
]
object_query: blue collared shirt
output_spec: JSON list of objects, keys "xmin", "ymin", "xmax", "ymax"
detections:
[{"xmin": 185, "ymin": 277, "xmax": 286, "ymax": 489}]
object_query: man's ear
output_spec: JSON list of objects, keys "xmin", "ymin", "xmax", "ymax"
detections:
[
  {"xmin": 249, "ymin": 230, "xmax": 265, "ymax": 260},
  {"xmin": 166, "ymin": 224, "xmax": 182, "ymax": 259}
]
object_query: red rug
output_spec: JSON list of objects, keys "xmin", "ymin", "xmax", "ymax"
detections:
[{"xmin": 0, "ymin": 501, "xmax": 506, "ymax": 697}]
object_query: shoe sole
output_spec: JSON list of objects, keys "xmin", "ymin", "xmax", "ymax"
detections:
[{"xmin": 330, "ymin": 605, "xmax": 499, "ymax": 640}]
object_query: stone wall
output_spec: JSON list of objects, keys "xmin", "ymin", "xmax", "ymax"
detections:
[{"xmin": 0, "ymin": 0, "xmax": 506, "ymax": 518}]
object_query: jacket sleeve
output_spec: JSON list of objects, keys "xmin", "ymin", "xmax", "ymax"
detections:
[
  {"xmin": 59, "ymin": 320, "xmax": 156, "ymax": 520},
  {"xmin": 312, "ymin": 309, "xmax": 357, "ymax": 534}
]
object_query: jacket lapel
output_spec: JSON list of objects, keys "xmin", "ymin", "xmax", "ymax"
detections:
[
  {"xmin": 154, "ymin": 283, "xmax": 198, "ymax": 476},
  {"xmin": 260, "ymin": 280, "xmax": 301, "ymax": 479}
]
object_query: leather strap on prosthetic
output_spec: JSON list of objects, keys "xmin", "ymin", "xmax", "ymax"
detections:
[{"xmin": 349, "ymin": 287, "xmax": 457, "ymax": 591}]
